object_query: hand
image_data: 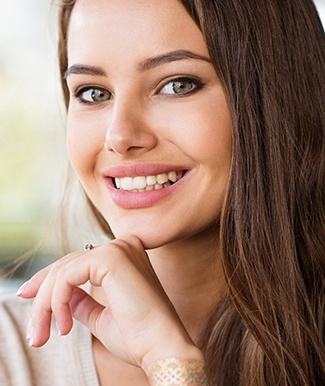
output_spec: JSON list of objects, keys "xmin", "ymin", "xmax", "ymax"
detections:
[{"xmin": 17, "ymin": 237, "xmax": 203, "ymax": 374}]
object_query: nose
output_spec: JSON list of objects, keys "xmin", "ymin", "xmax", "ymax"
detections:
[{"xmin": 104, "ymin": 98, "xmax": 158, "ymax": 156}]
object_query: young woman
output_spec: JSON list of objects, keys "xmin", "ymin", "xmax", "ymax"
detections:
[{"xmin": 1, "ymin": 0, "xmax": 324, "ymax": 385}]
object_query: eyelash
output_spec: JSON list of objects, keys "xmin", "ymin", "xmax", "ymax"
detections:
[
  {"xmin": 73, "ymin": 76, "xmax": 205, "ymax": 104},
  {"xmin": 158, "ymin": 76, "xmax": 205, "ymax": 96},
  {"xmin": 74, "ymin": 86, "xmax": 111, "ymax": 104}
]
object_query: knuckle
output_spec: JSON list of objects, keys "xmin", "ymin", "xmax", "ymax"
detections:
[
  {"xmin": 49, "ymin": 252, "xmax": 78, "ymax": 278},
  {"xmin": 102, "ymin": 240, "xmax": 130, "ymax": 261},
  {"xmin": 110, "ymin": 239, "xmax": 130, "ymax": 251},
  {"xmin": 49, "ymin": 263, "xmax": 63, "ymax": 277},
  {"xmin": 94, "ymin": 259, "xmax": 114, "ymax": 285}
]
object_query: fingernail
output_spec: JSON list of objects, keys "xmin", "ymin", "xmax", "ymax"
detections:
[
  {"xmin": 28, "ymin": 336, "xmax": 34, "ymax": 347},
  {"xmin": 26, "ymin": 319, "xmax": 32, "ymax": 339},
  {"xmin": 55, "ymin": 321, "xmax": 62, "ymax": 337},
  {"xmin": 26, "ymin": 319, "xmax": 34, "ymax": 346},
  {"xmin": 16, "ymin": 280, "xmax": 30, "ymax": 296}
]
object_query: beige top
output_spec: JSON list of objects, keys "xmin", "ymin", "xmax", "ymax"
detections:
[{"xmin": 0, "ymin": 291, "xmax": 99, "ymax": 386}]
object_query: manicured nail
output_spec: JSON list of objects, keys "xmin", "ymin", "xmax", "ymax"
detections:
[
  {"xmin": 28, "ymin": 337, "xmax": 34, "ymax": 347},
  {"xmin": 26, "ymin": 319, "xmax": 34, "ymax": 347},
  {"xmin": 16, "ymin": 281, "xmax": 30, "ymax": 296},
  {"xmin": 55, "ymin": 321, "xmax": 62, "ymax": 337},
  {"xmin": 26, "ymin": 319, "xmax": 33, "ymax": 340}
]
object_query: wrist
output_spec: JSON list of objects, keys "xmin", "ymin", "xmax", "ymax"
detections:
[
  {"xmin": 147, "ymin": 355, "xmax": 208, "ymax": 385},
  {"xmin": 141, "ymin": 336, "xmax": 204, "ymax": 374}
]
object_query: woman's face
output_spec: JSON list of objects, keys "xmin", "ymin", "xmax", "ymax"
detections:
[{"xmin": 66, "ymin": 0, "xmax": 232, "ymax": 249}]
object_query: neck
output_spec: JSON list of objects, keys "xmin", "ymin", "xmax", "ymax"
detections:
[{"xmin": 147, "ymin": 228, "xmax": 225, "ymax": 344}]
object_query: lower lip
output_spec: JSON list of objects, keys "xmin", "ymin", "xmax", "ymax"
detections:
[{"xmin": 105, "ymin": 174, "xmax": 188, "ymax": 209}]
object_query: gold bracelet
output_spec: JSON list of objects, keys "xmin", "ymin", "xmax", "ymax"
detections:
[{"xmin": 148, "ymin": 357, "xmax": 209, "ymax": 385}]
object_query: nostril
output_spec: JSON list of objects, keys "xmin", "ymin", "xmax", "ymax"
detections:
[{"xmin": 104, "ymin": 121, "xmax": 158, "ymax": 155}]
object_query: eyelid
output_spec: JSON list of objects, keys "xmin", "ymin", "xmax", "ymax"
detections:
[
  {"xmin": 73, "ymin": 85, "xmax": 112, "ymax": 103},
  {"xmin": 70, "ymin": 75, "xmax": 205, "ymax": 102},
  {"xmin": 156, "ymin": 75, "xmax": 205, "ymax": 96}
]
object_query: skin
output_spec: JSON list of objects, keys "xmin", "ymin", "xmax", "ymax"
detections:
[
  {"xmin": 18, "ymin": 0, "xmax": 232, "ymax": 383},
  {"xmin": 66, "ymin": 0, "xmax": 232, "ymax": 250}
]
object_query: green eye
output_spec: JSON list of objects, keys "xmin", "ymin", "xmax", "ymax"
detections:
[
  {"xmin": 77, "ymin": 87, "xmax": 112, "ymax": 103},
  {"xmin": 160, "ymin": 78, "xmax": 198, "ymax": 95}
]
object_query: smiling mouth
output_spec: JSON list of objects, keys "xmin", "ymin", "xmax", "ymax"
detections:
[{"xmin": 113, "ymin": 170, "xmax": 185, "ymax": 192}]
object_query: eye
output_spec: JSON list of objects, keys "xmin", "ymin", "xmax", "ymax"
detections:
[
  {"xmin": 75, "ymin": 86, "xmax": 112, "ymax": 103},
  {"xmin": 159, "ymin": 77, "xmax": 202, "ymax": 96}
]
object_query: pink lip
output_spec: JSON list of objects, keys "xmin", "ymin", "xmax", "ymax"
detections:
[
  {"xmin": 103, "ymin": 163, "xmax": 186, "ymax": 178},
  {"xmin": 102, "ymin": 163, "xmax": 189, "ymax": 209}
]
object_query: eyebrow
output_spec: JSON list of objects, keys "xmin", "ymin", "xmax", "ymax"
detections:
[
  {"xmin": 137, "ymin": 49, "xmax": 212, "ymax": 71},
  {"xmin": 64, "ymin": 49, "xmax": 212, "ymax": 79},
  {"xmin": 64, "ymin": 65, "xmax": 106, "ymax": 79}
]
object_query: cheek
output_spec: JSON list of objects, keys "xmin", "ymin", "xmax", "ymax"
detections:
[
  {"xmin": 202, "ymin": 112, "xmax": 232, "ymax": 169},
  {"xmin": 163, "ymin": 97, "xmax": 232, "ymax": 166},
  {"xmin": 195, "ymin": 112, "xmax": 231, "ymax": 157}
]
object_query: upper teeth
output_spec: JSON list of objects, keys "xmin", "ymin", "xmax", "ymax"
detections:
[{"xmin": 114, "ymin": 171, "xmax": 183, "ymax": 191}]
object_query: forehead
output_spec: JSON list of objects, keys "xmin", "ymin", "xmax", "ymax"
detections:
[{"xmin": 67, "ymin": 0, "xmax": 208, "ymax": 65}]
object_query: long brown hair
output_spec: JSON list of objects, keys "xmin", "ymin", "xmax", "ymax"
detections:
[{"xmin": 56, "ymin": 0, "xmax": 325, "ymax": 384}]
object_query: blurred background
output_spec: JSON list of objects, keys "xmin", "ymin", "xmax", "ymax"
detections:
[
  {"xmin": 0, "ymin": 0, "xmax": 66, "ymax": 291},
  {"xmin": 1, "ymin": 0, "xmax": 325, "ymax": 292}
]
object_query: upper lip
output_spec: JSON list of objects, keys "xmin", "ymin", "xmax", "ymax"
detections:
[{"xmin": 102, "ymin": 163, "xmax": 188, "ymax": 178}]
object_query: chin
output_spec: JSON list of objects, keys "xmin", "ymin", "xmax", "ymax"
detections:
[
  {"xmin": 113, "ymin": 230, "xmax": 167, "ymax": 250},
  {"xmin": 109, "ymin": 223, "xmax": 177, "ymax": 250}
]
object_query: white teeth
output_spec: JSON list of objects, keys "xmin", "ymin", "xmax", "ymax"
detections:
[
  {"xmin": 146, "ymin": 175, "xmax": 157, "ymax": 185},
  {"xmin": 146, "ymin": 184, "xmax": 154, "ymax": 191},
  {"xmin": 157, "ymin": 173, "xmax": 168, "ymax": 184},
  {"xmin": 133, "ymin": 176, "xmax": 147, "ymax": 189},
  {"xmin": 168, "ymin": 171, "xmax": 177, "ymax": 183},
  {"xmin": 114, "ymin": 170, "xmax": 184, "ymax": 191},
  {"xmin": 121, "ymin": 177, "xmax": 133, "ymax": 190},
  {"xmin": 115, "ymin": 178, "xmax": 121, "ymax": 188}
]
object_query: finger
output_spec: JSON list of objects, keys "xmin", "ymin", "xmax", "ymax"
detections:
[
  {"xmin": 28, "ymin": 240, "xmax": 145, "ymax": 348},
  {"xmin": 28, "ymin": 307, "xmax": 53, "ymax": 347},
  {"xmin": 49, "ymin": 255, "xmax": 96, "ymax": 335},
  {"xmin": 16, "ymin": 264, "xmax": 54, "ymax": 298},
  {"xmin": 31, "ymin": 249, "xmax": 105, "ymax": 345},
  {"xmin": 68, "ymin": 286, "xmax": 107, "ymax": 337},
  {"xmin": 17, "ymin": 248, "xmax": 90, "ymax": 299},
  {"xmin": 29, "ymin": 252, "xmax": 84, "ymax": 345}
]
